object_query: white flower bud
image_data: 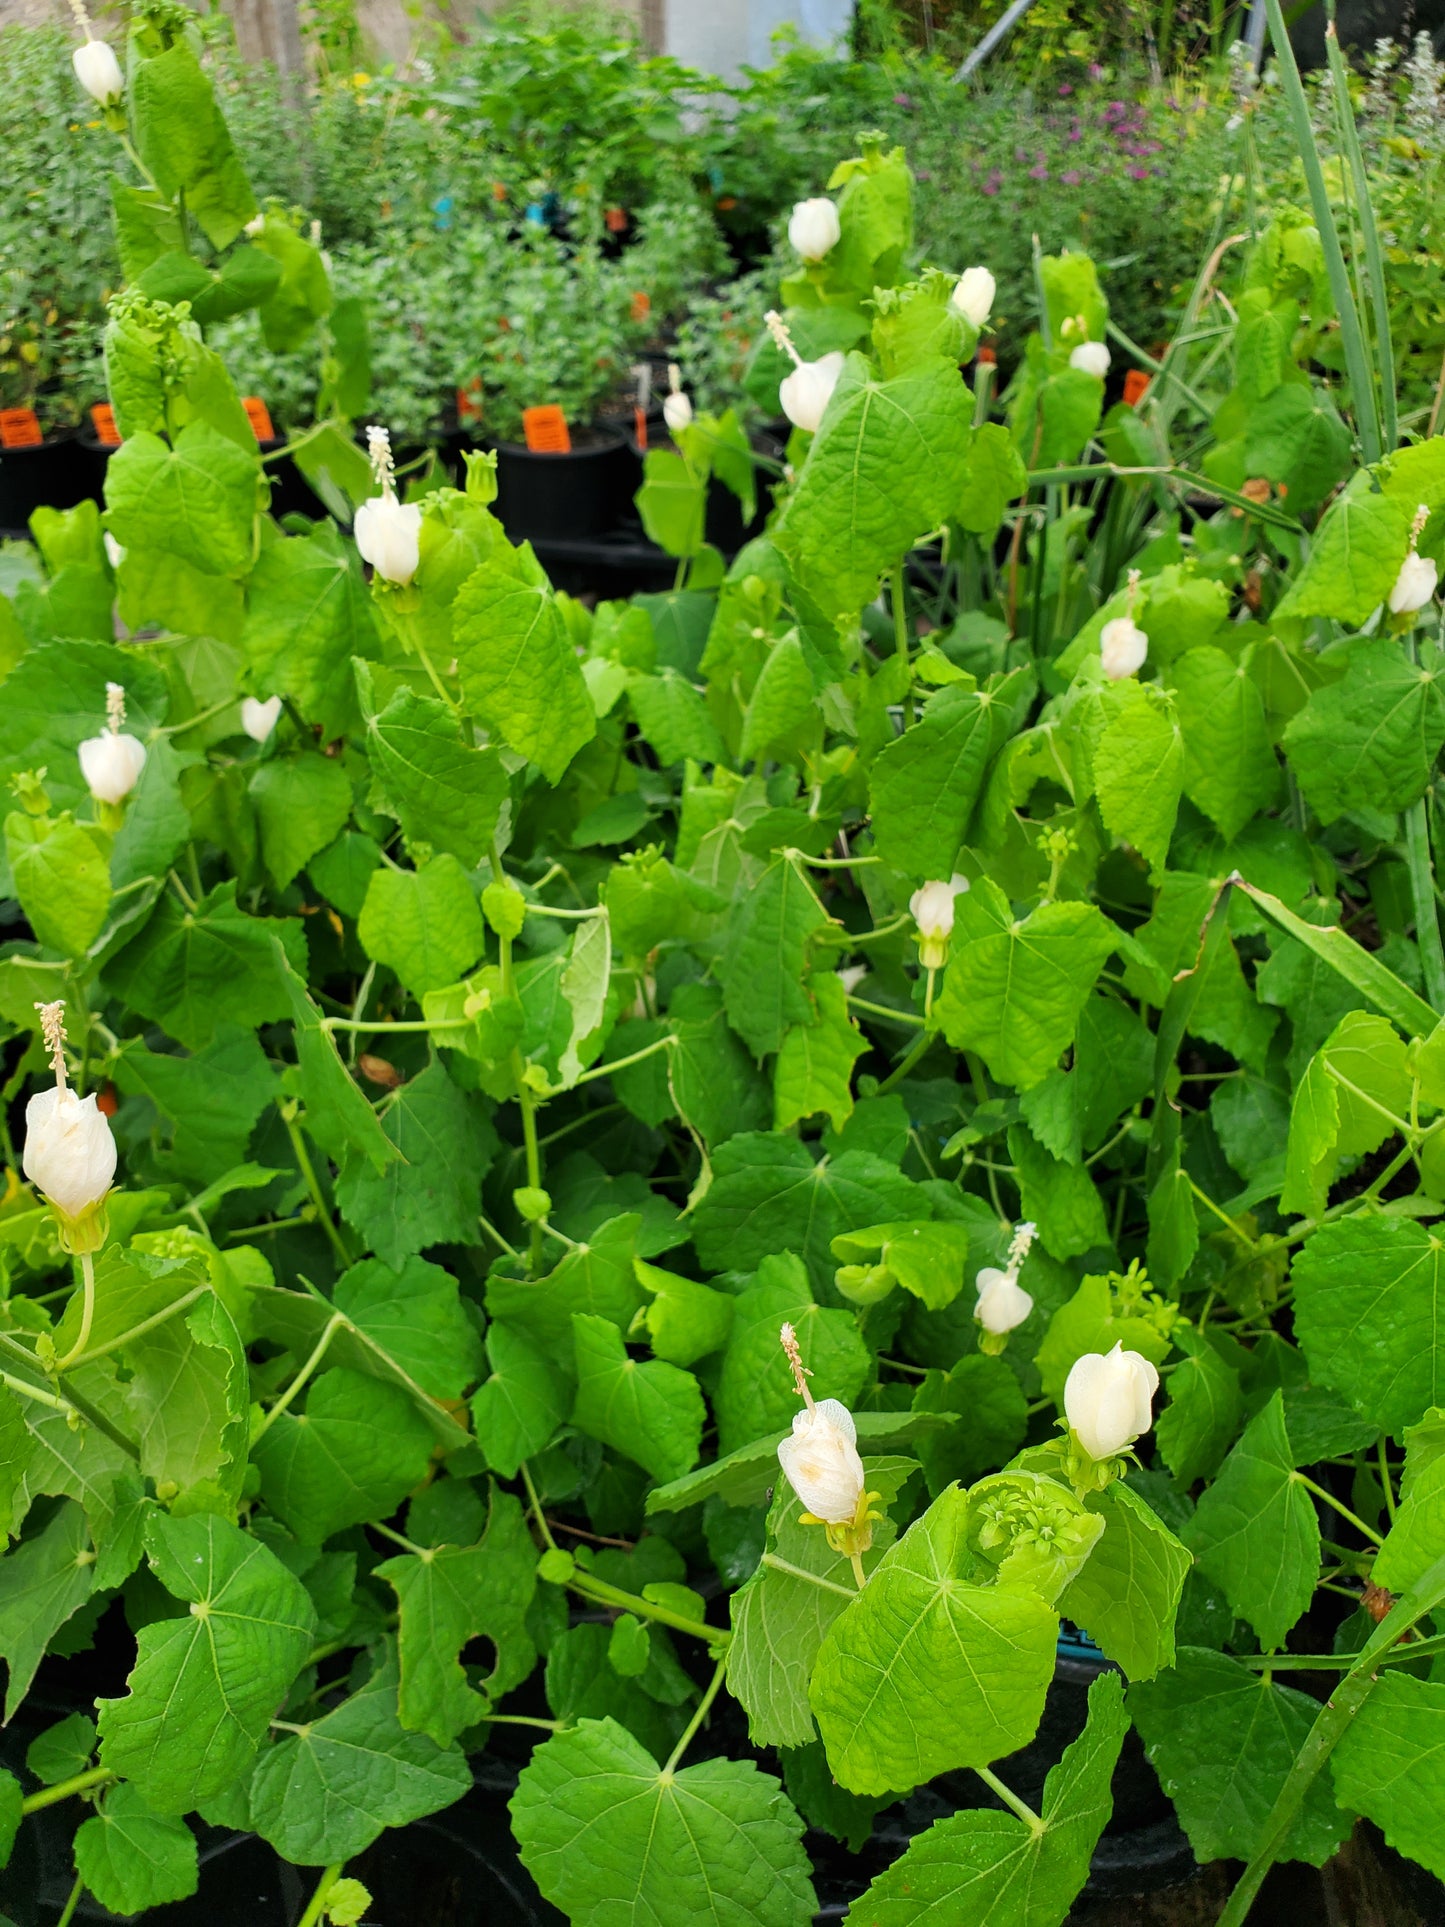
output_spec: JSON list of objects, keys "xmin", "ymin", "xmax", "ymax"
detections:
[
  {"xmin": 241, "ymin": 695, "xmax": 282, "ymax": 743},
  {"xmin": 23, "ymin": 1085, "xmax": 116, "ymax": 1221},
  {"xmin": 779, "ymin": 351, "xmax": 846, "ymax": 434},
  {"xmin": 663, "ymin": 390, "xmax": 694, "ymax": 432},
  {"xmin": 1099, "ymin": 615, "xmax": 1148, "ymax": 681},
  {"xmin": 354, "ymin": 492, "xmax": 422, "ymax": 586},
  {"xmin": 1389, "ymin": 550, "xmax": 1438, "ymax": 616},
  {"xmin": 836, "ymin": 963, "xmax": 868, "ymax": 994},
  {"xmin": 78, "ymin": 730, "xmax": 145, "ymax": 803},
  {"xmin": 788, "ymin": 197, "xmax": 841, "ymax": 262},
  {"xmin": 974, "ymin": 1265, "xmax": 1034, "ymax": 1335},
  {"xmin": 1064, "ymin": 1342, "xmax": 1160, "ymax": 1461},
  {"xmin": 951, "ymin": 266, "xmax": 996, "ymax": 329},
  {"xmin": 778, "ymin": 1396, "xmax": 865, "ymax": 1524},
  {"xmin": 103, "ymin": 532, "xmax": 124, "ymax": 569},
  {"xmin": 1069, "ymin": 340, "xmax": 1111, "ymax": 379},
  {"xmin": 909, "ymin": 874, "xmax": 969, "ymax": 970},
  {"xmin": 73, "ymin": 37, "xmax": 123, "ymax": 105}
]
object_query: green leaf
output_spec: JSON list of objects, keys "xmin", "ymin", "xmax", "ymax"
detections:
[
  {"xmin": 714, "ymin": 1253, "xmax": 871, "ymax": 1455},
  {"xmin": 936, "ymin": 879, "xmax": 1117, "ymax": 1090},
  {"xmin": 0, "ymin": 1766, "xmax": 19, "ymax": 1868},
  {"xmin": 0, "ymin": 638, "xmax": 168, "ymax": 815},
  {"xmin": 728, "ymin": 1457, "xmax": 915, "ymax": 1748},
  {"xmin": 453, "ymin": 558, "xmax": 595, "ymax": 781},
  {"xmin": 635, "ymin": 1260, "xmax": 736, "ymax": 1368},
  {"xmin": 512, "ymin": 1718, "xmax": 817, "ymax": 1926},
  {"xmin": 774, "ymin": 972, "xmax": 867, "ymax": 1133},
  {"xmin": 1008, "ymin": 1123, "xmax": 1110, "ymax": 1260},
  {"xmin": 718, "ymin": 854, "xmax": 831, "ymax": 1059},
  {"xmin": 484, "ymin": 1216, "xmax": 644, "ymax": 1370},
  {"xmin": 335, "ymin": 1062, "xmax": 497, "ymax": 1270},
  {"xmin": 25, "ymin": 1711, "xmax": 96, "ymax": 1786},
  {"xmin": 274, "ymin": 941, "xmax": 397, "ymax": 1173},
  {"xmin": 868, "ymin": 680, "xmax": 1011, "ymax": 880},
  {"xmin": 376, "ymin": 1487, "xmax": 536, "ymax": 1746},
  {"xmin": 668, "ymin": 983, "xmax": 771, "ymax": 1146},
  {"xmin": 130, "ymin": 35, "xmax": 256, "ymax": 248},
  {"xmin": 851, "ymin": 1672, "xmax": 1129, "ymax": 1927},
  {"xmin": 1283, "ymin": 642, "xmax": 1445, "ymax": 824},
  {"xmin": 1157, "ymin": 1326, "xmax": 1242, "ymax": 1485},
  {"xmin": 957, "ymin": 422, "xmax": 1029, "ymax": 536},
  {"xmin": 357, "ymin": 857, "xmax": 486, "ymax": 998},
  {"xmin": 692, "ymin": 1138, "xmax": 927, "ymax": 1296},
  {"xmin": 5, "ymin": 813, "xmax": 110, "ymax": 958},
  {"xmin": 106, "ymin": 880, "xmax": 305, "ymax": 1050},
  {"xmin": 332, "ymin": 1254, "xmax": 484, "ymax": 1401},
  {"xmin": 253, "ymin": 1367, "xmax": 437, "ymax": 1545},
  {"xmin": 249, "ymin": 752, "xmax": 352, "ymax": 893},
  {"xmin": 1183, "ymin": 1392, "xmax": 1319, "ymax": 1650},
  {"xmin": 125, "ymin": 1291, "xmax": 248, "ymax": 1512},
  {"xmin": 1291, "ymin": 1215, "xmax": 1445, "ymax": 1435},
  {"xmin": 635, "ymin": 448, "xmax": 707, "ymax": 557},
  {"xmin": 1242, "ymin": 878, "xmax": 1438, "ymax": 1040},
  {"xmin": 73, "ymin": 1784, "xmax": 198, "ymax": 1914},
  {"xmin": 1171, "ymin": 646, "xmax": 1280, "ymax": 842},
  {"xmin": 1331, "ymin": 1672, "xmax": 1445, "ymax": 1878},
  {"xmin": 1034, "ymin": 1273, "xmax": 1171, "ymax": 1404},
  {"xmin": 105, "ymin": 424, "xmax": 259, "ymax": 578},
  {"xmin": 912, "ymin": 1356, "xmax": 1027, "ymax": 1497},
  {"xmin": 810, "ymin": 1484, "xmax": 1057, "ymax": 1794},
  {"xmin": 1281, "ymin": 1010, "xmax": 1412, "ymax": 1218},
  {"xmin": 775, "ymin": 354, "xmax": 972, "ymax": 618},
  {"xmin": 1130, "ymin": 1647, "xmax": 1350, "ymax": 1866},
  {"xmin": 1374, "ymin": 1408, "xmax": 1445, "ymax": 1593},
  {"xmin": 249, "ymin": 1647, "xmax": 471, "ymax": 1865},
  {"xmin": 97, "ymin": 1511, "xmax": 316, "ymax": 1812},
  {"xmin": 629, "ymin": 668, "xmax": 728, "ymax": 766},
  {"xmin": 1055, "ymin": 1480, "xmax": 1191, "ymax": 1681},
  {"xmin": 1093, "ymin": 690, "xmax": 1183, "ymax": 879},
  {"xmin": 832, "ymin": 1220, "xmax": 972, "ymax": 1311},
  {"xmin": 0, "ymin": 1500, "xmax": 94, "ymax": 1719},
  {"xmin": 242, "ymin": 525, "xmax": 377, "ymax": 739},
  {"xmin": 571, "ymin": 1314, "xmax": 704, "ymax": 1483},
  {"xmin": 1275, "ymin": 479, "xmax": 1412, "ymax": 623},
  {"xmin": 361, "ymin": 677, "xmax": 509, "ymax": 865},
  {"xmin": 471, "ymin": 1323, "xmax": 569, "ymax": 1479}
]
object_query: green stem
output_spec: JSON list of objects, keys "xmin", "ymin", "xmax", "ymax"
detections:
[
  {"xmin": 849, "ymin": 1551, "xmax": 867, "ymax": 1590},
  {"xmin": 662, "ymin": 1656, "xmax": 728, "ymax": 1774},
  {"xmin": 297, "ymin": 1863, "xmax": 344, "ymax": 1927},
  {"xmin": 56, "ymin": 1873, "xmax": 85, "ymax": 1927},
  {"xmin": 0, "ymin": 1370, "xmax": 77, "ymax": 1417},
  {"xmin": 483, "ymin": 1714, "xmax": 569, "ymax": 1731},
  {"xmin": 65, "ymin": 1284, "xmax": 207, "ymax": 1371},
  {"xmin": 1238, "ymin": 1630, "xmax": 1445, "ymax": 1672},
  {"xmin": 1403, "ymin": 786, "xmax": 1445, "ymax": 1011},
  {"xmin": 253, "ymin": 1313, "xmax": 345, "ymax": 1442},
  {"xmin": 53, "ymin": 1250, "xmax": 96, "ymax": 1374},
  {"xmin": 569, "ymin": 1571, "xmax": 728, "ymax": 1647},
  {"xmin": 518, "ymin": 1078, "xmax": 544, "ymax": 1276},
  {"xmin": 280, "ymin": 1107, "xmax": 354, "ymax": 1269},
  {"xmin": 20, "ymin": 1765, "xmax": 113, "ymax": 1814},
  {"xmin": 322, "ymin": 1017, "xmax": 438, "ymax": 1034},
  {"xmin": 519, "ymin": 1460, "xmax": 557, "ymax": 1551},
  {"xmin": 575, "ymin": 1034, "xmax": 676, "ymax": 1088},
  {"xmin": 0, "ymin": 1331, "xmax": 141, "ymax": 1461},
  {"xmin": 760, "ymin": 1553, "xmax": 856, "ymax": 1598},
  {"xmin": 1324, "ymin": 12, "xmax": 1397, "ymax": 452},
  {"xmin": 1291, "ymin": 1471, "xmax": 1385, "ymax": 1547},
  {"xmin": 974, "ymin": 1763, "xmax": 1045, "ymax": 1836},
  {"xmin": 847, "ymin": 996, "xmax": 925, "ymax": 1029},
  {"xmin": 369, "ymin": 1519, "xmax": 428, "ymax": 1558},
  {"xmin": 875, "ymin": 1027, "xmax": 934, "ymax": 1096},
  {"xmin": 1378, "ymin": 1436, "xmax": 1398, "ymax": 1523}
]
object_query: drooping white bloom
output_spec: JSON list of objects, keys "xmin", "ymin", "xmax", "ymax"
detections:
[
  {"xmin": 788, "ymin": 197, "xmax": 841, "ymax": 262},
  {"xmin": 1064, "ymin": 1342, "xmax": 1160, "ymax": 1461},
  {"xmin": 1099, "ymin": 614, "xmax": 1149, "ymax": 681},
  {"xmin": 779, "ymin": 351, "xmax": 845, "ymax": 434},
  {"xmin": 775, "ymin": 1320, "xmax": 865, "ymax": 1524},
  {"xmin": 241, "ymin": 695, "xmax": 283, "ymax": 743},
  {"xmin": 354, "ymin": 425, "xmax": 422, "ymax": 585},
  {"xmin": 909, "ymin": 874, "xmax": 969, "ymax": 970},
  {"xmin": 951, "ymin": 266, "xmax": 996, "ymax": 329},
  {"xmin": 663, "ymin": 363, "xmax": 693, "ymax": 433},
  {"xmin": 1069, "ymin": 340, "xmax": 1111, "ymax": 379},
  {"xmin": 1390, "ymin": 506, "xmax": 1437, "ymax": 616},
  {"xmin": 78, "ymin": 682, "xmax": 145, "ymax": 804},
  {"xmin": 73, "ymin": 36, "xmax": 123, "ymax": 104},
  {"xmin": 22, "ymin": 1001, "xmax": 115, "ymax": 1227},
  {"xmin": 975, "ymin": 1267, "xmax": 1034, "ymax": 1334},
  {"xmin": 836, "ymin": 963, "xmax": 868, "ymax": 995},
  {"xmin": 102, "ymin": 532, "xmax": 124, "ymax": 569}
]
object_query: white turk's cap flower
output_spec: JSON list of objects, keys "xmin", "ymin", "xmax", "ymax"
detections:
[
  {"xmin": 1099, "ymin": 615, "xmax": 1148, "ymax": 681},
  {"xmin": 779, "ymin": 352, "xmax": 845, "ymax": 435},
  {"xmin": 241, "ymin": 695, "xmax": 283, "ymax": 743},
  {"xmin": 22, "ymin": 1001, "xmax": 116, "ymax": 1235},
  {"xmin": 788, "ymin": 196, "xmax": 841, "ymax": 262},
  {"xmin": 1069, "ymin": 340, "xmax": 1111, "ymax": 378},
  {"xmin": 951, "ymin": 266, "xmax": 996, "ymax": 328},
  {"xmin": 102, "ymin": 532, "xmax": 124, "ymax": 569},
  {"xmin": 835, "ymin": 963, "xmax": 868, "ymax": 995},
  {"xmin": 1064, "ymin": 1342, "xmax": 1160, "ymax": 1461},
  {"xmin": 355, "ymin": 425, "xmax": 422, "ymax": 586},
  {"xmin": 909, "ymin": 874, "xmax": 969, "ymax": 970},
  {"xmin": 663, "ymin": 364, "xmax": 693, "ymax": 433},
  {"xmin": 775, "ymin": 1321, "xmax": 865, "ymax": 1524},
  {"xmin": 78, "ymin": 683, "xmax": 145, "ymax": 803},
  {"xmin": 975, "ymin": 1267, "xmax": 1034, "ymax": 1334},
  {"xmin": 1390, "ymin": 506, "xmax": 1437, "ymax": 616},
  {"xmin": 73, "ymin": 35, "xmax": 123, "ymax": 104}
]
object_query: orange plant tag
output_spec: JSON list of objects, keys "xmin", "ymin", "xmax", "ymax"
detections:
[
  {"xmin": 242, "ymin": 396, "xmax": 276, "ymax": 442},
  {"xmin": 523, "ymin": 405, "xmax": 571, "ymax": 453},
  {"xmin": 605, "ymin": 206, "xmax": 628, "ymax": 233},
  {"xmin": 977, "ymin": 345, "xmax": 997, "ymax": 367},
  {"xmin": 0, "ymin": 408, "xmax": 43, "ymax": 449},
  {"xmin": 89, "ymin": 402, "xmax": 121, "ymax": 447},
  {"xmin": 630, "ymin": 290, "xmax": 651, "ymax": 324},
  {"xmin": 1122, "ymin": 369, "xmax": 1150, "ymax": 408},
  {"xmin": 634, "ymin": 405, "xmax": 648, "ymax": 452},
  {"xmin": 456, "ymin": 377, "xmax": 484, "ymax": 427}
]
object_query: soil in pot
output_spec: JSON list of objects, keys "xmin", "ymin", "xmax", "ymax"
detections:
[
  {"xmin": 489, "ymin": 427, "xmax": 635, "ymax": 544},
  {"xmin": 0, "ymin": 429, "xmax": 94, "ymax": 535}
]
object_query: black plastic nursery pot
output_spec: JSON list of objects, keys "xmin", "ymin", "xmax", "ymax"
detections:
[
  {"xmin": 489, "ymin": 429, "xmax": 636, "ymax": 545},
  {"xmin": 0, "ymin": 430, "xmax": 93, "ymax": 537}
]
